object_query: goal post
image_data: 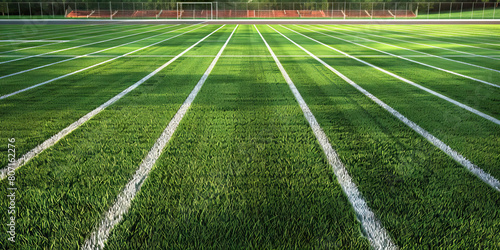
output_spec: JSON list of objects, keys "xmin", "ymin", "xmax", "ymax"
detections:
[{"xmin": 177, "ymin": 2, "xmax": 213, "ymax": 20}]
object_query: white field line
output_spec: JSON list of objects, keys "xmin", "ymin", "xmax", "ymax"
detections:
[
  {"xmin": 0, "ymin": 24, "xmax": 224, "ymax": 181},
  {"xmin": 256, "ymin": 25, "xmax": 397, "ymax": 250},
  {"xmin": 358, "ymin": 25, "xmax": 500, "ymax": 53},
  {"xmin": 300, "ymin": 26, "xmax": 500, "ymax": 89},
  {"xmin": 349, "ymin": 26, "xmax": 500, "ymax": 61},
  {"xmin": 0, "ymin": 25, "xmax": 204, "ymax": 100},
  {"xmin": 0, "ymin": 23, "xmax": 103, "ymax": 37},
  {"xmin": 269, "ymin": 25, "xmax": 500, "ymax": 193},
  {"xmin": 339, "ymin": 26, "xmax": 500, "ymax": 61},
  {"xmin": 2, "ymin": 54, "xmax": 500, "ymax": 59},
  {"xmin": 82, "ymin": 24, "xmax": 237, "ymax": 250},
  {"xmin": 281, "ymin": 25, "xmax": 500, "ymax": 126},
  {"xmin": 0, "ymin": 25, "xmax": 176, "ymax": 65},
  {"xmin": 390, "ymin": 26, "xmax": 500, "ymax": 47},
  {"xmin": 316, "ymin": 25, "xmax": 500, "ymax": 74},
  {"xmin": 0, "ymin": 24, "xmax": 151, "ymax": 56},
  {"xmin": 0, "ymin": 40, "xmax": 70, "ymax": 42},
  {"xmin": 0, "ymin": 25, "xmax": 181, "ymax": 80}
]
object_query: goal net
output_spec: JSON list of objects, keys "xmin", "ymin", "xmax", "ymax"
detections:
[{"xmin": 177, "ymin": 2, "xmax": 213, "ymax": 20}]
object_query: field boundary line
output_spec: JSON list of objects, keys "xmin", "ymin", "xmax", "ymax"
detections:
[
  {"xmin": 340, "ymin": 25, "xmax": 500, "ymax": 61},
  {"xmin": 0, "ymin": 25, "xmax": 222, "ymax": 181},
  {"xmin": 82, "ymin": 24, "xmax": 237, "ymax": 250},
  {"xmin": 0, "ymin": 24, "xmax": 144, "ymax": 55},
  {"xmin": 316, "ymin": 25, "xmax": 500, "ymax": 74},
  {"xmin": 0, "ymin": 25, "xmax": 181, "ymax": 80},
  {"xmin": 0, "ymin": 25, "xmax": 177, "ymax": 65},
  {"xmin": 300, "ymin": 25, "xmax": 500, "ymax": 88},
  {"xmin": 268, "ymin": 25, "xmax": 500, "ymax": 193},
  {"xmin": 256, "ymin": 25, "xmax": 397, "ymax": 250},
  {"xmin": 0, "ymin": 24, "xmax": 203, "ymax": 100},
  {"xmin": 281, "ymin": 25, "xmax": 500, "ymax": 126}
]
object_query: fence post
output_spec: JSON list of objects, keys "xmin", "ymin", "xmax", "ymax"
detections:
[
  {"xmin": 52, "ymin": 2, "xmax": 55, "ymax": 18},
  {"xmin": 29, "ymin": 2, "xmax": 32, "ymax": 18},
  {"xmin": 438, "ymin": 2, "xmax": 441, "ymax": 19},
  {"xmin": 482, "ymin": 2, "xmax": 485, "ymax": 19},
  {"xmin": 460, "ymin": 2, "xmax": 463, "ymax": 19},
  {"xmin": 18, "ymin": 2, "xmax": 20, "ymax": 17},
  {"xmin": 395, "ymin": 2, "xmax": 397, "ymax": 19},
  {"xmin": 471, "ymin": 2, "xmax": 474, "ymax": 19},
  {"xmin": 6, "ymin": 3, "xmax": 9, "ymax": 19},
  {"xmin": 109, "ymin": 1, "xmax": 112, "ymax": 20},
  {"xmin": 494, "ymin": 2, "xmax": 497, "ymax": 19},
  {"xmin": 427, "ymin": 2, "xmax": 429, "ymax": 19}
]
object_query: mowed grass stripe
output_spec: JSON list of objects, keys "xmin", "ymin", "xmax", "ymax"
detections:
[
  {"xmin": 0, "ymin": 26, "xmax": 222, "ymax": 170},
  {"xmin": 0, "ymin": 24, "xmax": 146, "ymax": 54},
  {"xmin": 0, "ymin": 25, "xmax": 173, "ymax": 65},
  {"xmin": 0, "ymin": 25, "xmax": 229, "ymax": 249},
  {"xmin": 312, "ymin": 25, "xmax": 500, "ymax": 76},
  {"xmin": 0, "ymin": 25, "xmax": 180, "ymax": 80},
  {"xmin": 260, "ymin": 25, "xmax": 500, "ymax": 248},
  {"xmin": 83, "ymin": 24, "xmax": 236, "ymax": 250},
  {"xmin": 281, "ymin": 25, "xmax": 500, "ymax": 125},
  {"xmin": 268, "ymin": 25, "xmax": 500, "ymax": 192},
  {"xmin": 0, "ymin": 24, "xmax": 220, "ymax": 179},
  {"xmin": 0, "ymin": 25, "xmax": 204, "ymax": 100},
  {"xmin": 342, "ymin": 25, "xmax": 500, "ymax": 60},
  {"xmin": 0, "ymin": 23, "xmax": 104, "ymax": 38},
  {"xmin": 105, "ymin": 25, "xmax": 369, "ymax": 249},
  {"xmin": 306, "ymin": 26, "xmax": 500, "ymax": 83},
  {"xmin": 256, "ymin": 24, "xmax": 396, "ymax": 249}
]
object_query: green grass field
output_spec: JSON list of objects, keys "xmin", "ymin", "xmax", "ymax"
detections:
[{"xmin": 0, "ymin": 23, "xmax": 499, "ymax": 249}]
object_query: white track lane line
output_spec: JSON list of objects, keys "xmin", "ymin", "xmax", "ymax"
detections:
[
  {"xmin": 0, "ymin": 24, "xmax": 224, "ymax": 181},
  {"xmin": 0, "ymin": 25, "xmax": 204, "ymax": 100},
  {"xmin": 316, "ymin": 25, "xmax": 500, "ymax": 74},
  {"xmin": 341, "ymin": 26, "xmax": 500, "ymax": 61},
  {"xmin": 280, "ymin": 25, "xmax": 500, "ymax": 126},
  {"xmin": 299, "ymin": 25, "xmax": 500, "ymax": 89},
  {"xmin": 0, "ymin": 24, "xmax": 143, "ymax": 55},
  {"xmin": 268, "ymin": 25, "xmax": 500, "ymax": 193},
  {"xmin": 0, "ymin": 25, "xmax": 181, "ymax": 80},
  {"xmin": 0, "ymin": 25, "xmax": 177, "ymax": 65},
  {"xmin": 82, "ymin": 24, "xmax": 237, "ymax": 250},
  {"xmin": 256, "ymin": 25, "xmax": 397, "ymax": 250}
]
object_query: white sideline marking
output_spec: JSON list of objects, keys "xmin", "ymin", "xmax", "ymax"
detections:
[
  {"xmin": 0, "ymin": 25, "xmax": 203, "ymax": 100},
  {"xmin": 280, "ymin": 25, "xmax": 500, "ymax": 126},
  {"xmin": 340, "ymin": 26, "xmax": 500, "ymax": 61},
  {"xmin": 0, "ymin": 25, "xmax": 222, "ymax": 181},
  {"xmin": 0, "ymin": 40, "xmax": 70, "ymax": 43},
  {"xmin": 2, "ymin": 54, "xmax": 500, "ymax": 59},
  {"xmin": 299, "ymin": 26, "xmax": 500, "ymax": 89},
  {"xmin": 0, "ymin": 25, "xmax": 178, "ymax": 65},
  {"xmin": 268, "ymin": 25, "xmax": 500, "ymax": 193},
  {"xmin": 0, "ymin": 24, "xmax": 145, "ymax": 55},
  {"xmin": 82, "ymin": 24, "xmax": 237, "ymax": 250},
  {"xmin": 0, "ymin": 25, "xmax": 181, "ymax": 80},
  {"xmin": 316, "ymin": 25, "xmax": 500, "ymax": 74},
  {"xmin": 256, "ymin": 25, "xmax": 397, "ymax": 250}
]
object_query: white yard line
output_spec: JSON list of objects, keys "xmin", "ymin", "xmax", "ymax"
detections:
[
  {"xmin": 0, "ymin": 24, "xmax": 224, "ymax": 181},
  {"xmin": 0, "ymin": 25, "xmax": 203, "ymax": 100},
  {"xmin": 256, "ymin": 25, "xmax": 397, "ymax": 250},
  {"xmin": 0, "ymin": 24, "xmax": 151, "ymax": 56},
  {"xmin": 0, "ymin": 25, "xmax": 181, "ymax": 80},
  {"xmin": 0, "ymin": 25, "xmax": 177, "ymax": 65},
  {"xmin": 342, "ymin": 26, "xmax": 500, "ymax": 61},
  {"xmin": 280, "ymin": 25, "xmax": 500, "ymax": 126},
  {"xmin": 299, "ymin": 26, "xmax": 500, "ymax": 88},
  {"xmin": 269, "ymin": 25, "xmax": 500, "ymax": 193},
  {"xmin": 82, "ymin": 24, "xmax": 237, "ymax": 250},
  {"xmin": 316, "ymin": 25, "xmax": 500, "ymax": 74}
]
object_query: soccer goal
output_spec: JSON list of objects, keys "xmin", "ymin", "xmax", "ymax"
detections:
[{"xmin": 177, "ymin": 2, "xmax": 214, "ymax": 20}]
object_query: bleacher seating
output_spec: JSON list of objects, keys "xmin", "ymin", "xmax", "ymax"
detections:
[{"xmin": 67, "ymin": 9, "xmax": 417, "ymax": 19}]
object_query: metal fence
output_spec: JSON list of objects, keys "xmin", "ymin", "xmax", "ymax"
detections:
[{"xmin": 0, "ymin": 2, "xmax": 498, "ymax": 19}]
